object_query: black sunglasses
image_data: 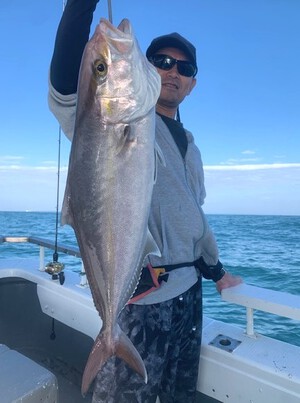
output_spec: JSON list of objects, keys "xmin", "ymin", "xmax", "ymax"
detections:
[{"xmin": 148, "ymin": 54, "xmax": 197, "ymax": 78}]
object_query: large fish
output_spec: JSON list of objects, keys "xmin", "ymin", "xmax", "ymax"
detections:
[{"xmin": 61, "ymin": 18, "xmax": 161, "ymax": 395}]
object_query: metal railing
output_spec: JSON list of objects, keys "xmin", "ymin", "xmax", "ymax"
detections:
[
  {"xmin": 2, "ymin": 236, "xmax": 300, "ymax": 337},
  {"xmin": 222, "ymin": 283, "xmax": 300, "ymax": 336},
  {"xmin": 0, "ymin": 236, "xmax": 81, "ymax": 272}
]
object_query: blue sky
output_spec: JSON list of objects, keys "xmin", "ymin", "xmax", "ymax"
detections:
[{"xmin": 0, "ymin": 0, "xmax": 299, "ymax": 215}]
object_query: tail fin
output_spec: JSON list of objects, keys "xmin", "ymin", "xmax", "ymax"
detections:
[
  {"xmin": 115, "ymin": 326, "xmax": 148, "ymax": 384},
  {"xmin": 81, "ymin": 324, "xmax": 147, "ymax": 395},
  {"xmin": 81, "ymin": 331, "xmax": 112, "ymax": 396}
]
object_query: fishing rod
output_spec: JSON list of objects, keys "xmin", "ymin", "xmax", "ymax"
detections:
[
  {"xmin": 45, "ymin": 0, "xmax": 67, "ymax": 285},
  {"xmin": 44, "ymin": 125, "xmax": 65, "ymax": 284}
]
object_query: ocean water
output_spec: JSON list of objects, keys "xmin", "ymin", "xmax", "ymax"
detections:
[{"xmin": 1, "ymin": 211, "xmax": 300, "ymax": 347}]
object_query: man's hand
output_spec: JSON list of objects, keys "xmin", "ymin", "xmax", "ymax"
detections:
[{"xmin": 216, "ymin": 272, "xmax": 242, "ymax": 294}]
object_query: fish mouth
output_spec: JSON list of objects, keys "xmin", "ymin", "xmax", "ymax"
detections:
[
  {"xmin": 99, "ymin": 18, "xmax": 132, "ymax": 38},
  {"xmin": 117, "ymin": 18, "xmax": 131, "ymax": 34},
  {"xmin": 96, "ymin": 18, "xmax": 133, "ymax": 55}
]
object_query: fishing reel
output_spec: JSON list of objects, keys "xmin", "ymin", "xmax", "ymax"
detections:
[{"xmin": 45, "ymin": 252, "xmax": 65, "ymax": 285}]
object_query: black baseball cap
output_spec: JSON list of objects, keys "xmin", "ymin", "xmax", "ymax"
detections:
[{"xmin": 146, "ymin": 32, "xmax": 198, "ymax": 74}]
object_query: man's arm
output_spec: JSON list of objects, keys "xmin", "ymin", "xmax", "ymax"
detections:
[
  {"xmin": 48, "ymin": 0, "xmax": 99, "ymax": 139},
  {"xmin": 50, "ymin": 0, "xmax": 99, "ymax": 95},
  {"xmin": 196, "ymin": 219, "xmax": 242, "ymax": 292}
]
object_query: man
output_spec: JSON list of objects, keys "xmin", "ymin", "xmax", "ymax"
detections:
[{"xmin": 48, "ymin": 1, "xmax": 242, "ymax": 402}]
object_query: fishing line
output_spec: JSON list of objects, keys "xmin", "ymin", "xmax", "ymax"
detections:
[
  {"xmin": 107, "ymin": 0, "xmax": 113, "ymax": 23},
  {"xmin": 53, "ymin": 0, "xmax": 67, "ymax": 269},
  {"xmin": 52, "ymin": 0, "xmax": 67, "ymax": 259}
]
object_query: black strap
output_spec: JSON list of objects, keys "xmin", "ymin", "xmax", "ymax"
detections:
[
  {"xmin": 154, "ymin": 256, "xmax": 225, "ymax": 283},
  {"xmin": 153, "ymin": 261, "xmax": 195, "ymax": 272}
]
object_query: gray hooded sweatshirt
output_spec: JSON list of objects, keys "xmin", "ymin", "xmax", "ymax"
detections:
[{"xmin": 48, "ymin": 83, "xmax": 220, "ymax": 304}]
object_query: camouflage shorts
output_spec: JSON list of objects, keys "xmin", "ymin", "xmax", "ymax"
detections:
[{"xmin": 92, "ymin": 278, "xmax": 202, "ymax": 403}]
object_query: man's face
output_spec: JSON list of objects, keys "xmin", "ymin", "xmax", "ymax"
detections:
[{"xmin": 153, "ymin": 47, "xmax": 197, "ymax": 111}]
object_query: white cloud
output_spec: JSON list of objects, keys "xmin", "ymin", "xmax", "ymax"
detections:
[
  {"xmin": 203, "ymin": 164, "xmax": 300, "ymax": 215},
  {"xmin": 241, "ymin": 150, "xmax": 256, "ymax": 155},
  {"xmin": 220, "ymin": 157, "xmax": 261, "ymax": 165},
  {"xmin": 0, "ymin": 165, "xmax": 68, "ymax": 211},
  {"xmin": 204, "ymin": 163, "xmax": 300, "ymax": 171},
  {"xmin": 0, "ymin": 165, "xmax": 68, "ymax": 172},
  {"xmin": 0, "ymin": 155, "xmax": 24, "ymax": 164},
  {"xmin": 1, "ymin": 163, "xmax": 299, "ymax": 215}
]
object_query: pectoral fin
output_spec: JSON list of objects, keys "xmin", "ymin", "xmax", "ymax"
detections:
[{"xmin": 144, "ymin": 227, "xmax": 161, "ymax": 258}]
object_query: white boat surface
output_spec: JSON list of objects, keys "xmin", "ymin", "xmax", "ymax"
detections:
[{"xmin": 0, "ymin": 236, "xmax": 299, "ymax": 403}]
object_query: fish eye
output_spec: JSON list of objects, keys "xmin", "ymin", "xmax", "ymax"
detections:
[{"xmin": 93, "ymin": 58, "xmax": 107, "ymax": 77}]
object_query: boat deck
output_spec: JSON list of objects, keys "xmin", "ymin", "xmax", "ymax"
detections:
[
  {"xmin": 0, "ymin": 263, "xmax": 217, "ymax": 402},
  {"xmin": 1, "ymin": 237, "xmax": 300, "ymax": 402}
]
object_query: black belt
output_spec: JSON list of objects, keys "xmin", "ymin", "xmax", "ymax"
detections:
[
  {"xmin": 128, "ymin": 257, "xmax": 225, "ymax": 304},
  {"xmin": 153, "ymin": 257, "xmax": 225, "ymax": 282}
]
